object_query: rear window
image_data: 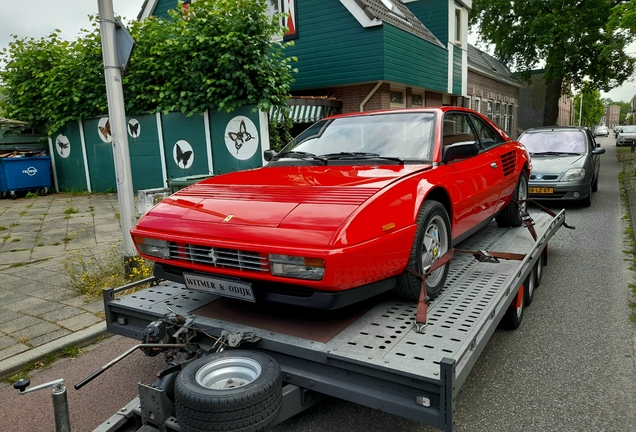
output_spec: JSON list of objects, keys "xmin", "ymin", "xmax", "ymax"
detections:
[{"xmin": 519, "ymin": 130, "xmax": 586, "ymax": 154}]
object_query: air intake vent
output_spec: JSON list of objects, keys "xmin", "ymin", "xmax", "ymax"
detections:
[
  {"xmin": 500, "ymin": 151, "xmax": 516, "ymax": 177},
  {"xmin": 170, "ymin": 243, "xmax": 269, "ymax": 272}
]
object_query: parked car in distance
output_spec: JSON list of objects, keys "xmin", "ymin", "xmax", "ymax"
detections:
[
  {"xmin": 614, "ymin": 125, "xmax": 621, "ymax": 138},
  {"xmin": 131, "ymin": 107, "xmax": 531, "ymax": 309},
  {"xmin": 518, "ymin": 126, "xmax": 606, "ymax": 207},
  {"xmin": 594, "ymin": 125, "xmax": 609, "ymax": 137},
  {"xmin": 616, "ymin": 125, "xmax": 636, "ymax": 146}
]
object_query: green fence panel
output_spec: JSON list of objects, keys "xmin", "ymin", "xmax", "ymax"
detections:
[
  {"xmin": 209, "ymin": 106, "xmax": 264, "ymax": 175},
  {"xmin": 50, "ymin": 122, "xmax": 88, "ymax": 192},
  {"xmin": 127, "ymin": 114, "xmax": 164, "ymax": 191},
  {"xmin": 83, "ymin": 117, "xmax": 117, "ymax": 192},
  {"xmin": 161, "ymin": 112, "xmax": 210, "ymax": 182}
]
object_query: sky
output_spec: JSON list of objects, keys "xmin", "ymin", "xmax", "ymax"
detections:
[{"xmin": 1, "ymin": 0, "xmax": 635, "ymax": 103}]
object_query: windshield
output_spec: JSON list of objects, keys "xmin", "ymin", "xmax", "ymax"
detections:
[
  {"xmin": 277, "ymin": 113, "xmax": 436, "ymax": 161},
  {"xmin": 621, "ymin": 126, "xmax": 636, "ymax": 133},
  {"xmin": 519, "ymin": 130, "xmax": 587, "ymax": 154}
]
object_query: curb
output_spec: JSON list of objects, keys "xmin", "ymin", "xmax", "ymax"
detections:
[{"xmin": 0, "ymin": 322, "xmax": 108, "ymax": 380}]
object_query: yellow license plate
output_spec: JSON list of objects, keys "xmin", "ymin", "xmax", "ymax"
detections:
[{"xmin": 529, "ymin": 187, "xmax": 554, "ymax": 194}]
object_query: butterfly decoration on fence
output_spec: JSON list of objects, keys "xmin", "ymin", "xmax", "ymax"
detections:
[
  {"xmin": 56, "ymin": 138, "xmax": 69, "ymax": 156},
  {"xmin": 176, "ymin": 143, "xmax": 193, "ymax": 168},
  {"xmin": 99, "ymin": 119, "xmax": 111, "ymax": 141},
  {"xmin": 227, "ymin": 120, "xmax": 254, "ymax": 154},
  {"xmin": 128, "ymin": 121, "xmax": 140, "ymax": 138}
]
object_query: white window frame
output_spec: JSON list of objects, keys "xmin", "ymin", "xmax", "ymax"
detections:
[
  {"xmin": 454, "ymin": 8, "xmax": 462, "ymax": 44},
  {"xmin": 487, "ymin": 100, "xmax": 493, "ymax": 120},
  {"xmin": 463, "ymin": 96, "xmax": 471, "ymax": 109},
  {"xmin": 390, "ymin": 89, "xmax": 406, "ymax": 108},
  {"xmin": 474, "ymin": 97, "xmax": 481, "ymax": 113},
  {"xmin": 412, "ymin": 93, "xmax": 424, "ymax": 107}
]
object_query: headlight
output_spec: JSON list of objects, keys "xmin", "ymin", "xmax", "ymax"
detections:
[
  {"xmin": 133, "ymin": 236, "xmax": 170, "ymax": 259},
  {"xmin": 561, "ymin": 168, "xmax": 586, "ymax": 182},
  {"xmin": 269, "ymin": 254, "xmax": 325, "ymax": 280}
]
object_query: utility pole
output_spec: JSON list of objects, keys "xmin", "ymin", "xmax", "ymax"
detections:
[{"xmin": 97, "ymin": 0, "xmax": 138, "ymax": 270}]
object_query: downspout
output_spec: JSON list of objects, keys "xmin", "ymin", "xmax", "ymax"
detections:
[{"xmin": 360, "ymin": 81, "xmax": 383, "ymax": 112}]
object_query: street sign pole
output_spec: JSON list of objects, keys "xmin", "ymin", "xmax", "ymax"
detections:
[{"xmin": 97, "ymin": 0, "xmax": 138, "ymax": 271}]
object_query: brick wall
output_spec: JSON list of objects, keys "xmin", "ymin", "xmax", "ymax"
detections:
[{"xmin": 467, "ymin": 71, "xmax": 519, "ymax": 138}]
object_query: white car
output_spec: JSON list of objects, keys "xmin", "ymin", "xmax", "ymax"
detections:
[
  {"xmin": 594, "ymin": 125, "xmax": 609, "ymax": 137},
  {"xmin": 616, "ymin": 125, "xmax": 636, "ymax": 146}
]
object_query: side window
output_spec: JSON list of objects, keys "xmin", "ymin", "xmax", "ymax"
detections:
[
  {"xmin": 470, "ymin": 114, "xmax": 505, "ymax": 149},
  {"xmin": 442, "ymin": 113, "xmax": 479, "ymax": 147}
]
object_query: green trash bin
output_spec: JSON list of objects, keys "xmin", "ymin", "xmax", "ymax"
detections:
[{"xmin": 167, "ymin": 174, "xmax": 213, "ymax": 194}]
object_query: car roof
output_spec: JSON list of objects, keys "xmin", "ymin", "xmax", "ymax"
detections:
[
  {"xmin": 521, "ymin": 126, "xmax": 589, "ymax": 134},
  {"xmin": 322, "ymin": 106, "xmax": 475, "ymax": 120}
]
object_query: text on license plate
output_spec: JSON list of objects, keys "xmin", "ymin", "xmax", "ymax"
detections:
[
  {"xmin": 529, "ymin": 187, "xmax": 554, "ymax": 194},
  {"xmin": 183, "ymin": 273, "xmax": 255, "ymax": 302}
]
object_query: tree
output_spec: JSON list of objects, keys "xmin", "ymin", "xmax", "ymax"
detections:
[
  {"xmin": 0, "ymin": 0, "xmax": 296, "ymax": 133},
  {"xmin": 470, "ymin": 0, "xmax": 636, "ymax": 127},
  {"xmin": 573, "ymin": 89, "xmax": 604, "ymax": 128}
]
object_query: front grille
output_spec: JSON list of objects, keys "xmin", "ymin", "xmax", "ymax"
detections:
[
  {"xmin": 530, "ymin": 174, "xmax": 558, "ymax": 180},
  {"xmin": 500, "ymin": 151, "xmax": 516, "ymax": 176},
  {"xmin": 169, "ymin": 243, "xmax": 270, "ymax": 272}
]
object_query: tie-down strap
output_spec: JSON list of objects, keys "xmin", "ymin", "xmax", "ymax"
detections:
[
  {"xmin": 517, "ymin": 199, "xmax": 575, "ymax": 241},
  {"xmin": 410, "ymin": 248, "xmax": 526, "ymax": 333}
]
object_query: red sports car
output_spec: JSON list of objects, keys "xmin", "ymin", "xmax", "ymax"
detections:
[{"xmin": 132, "ymin": 107, "xmax": 530, "ymax": 309}]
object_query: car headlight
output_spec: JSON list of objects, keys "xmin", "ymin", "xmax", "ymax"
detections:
[
  {"xmin": 561, "ymin": 168, "xmax": 586, "ymax": 182},
  {"xmin": 133, "ymin": 236, "xmax": 170, "ymax": 259},
  {"xmin": 269, "ymin": 254, "xmax": 325, "ymax": 280}
]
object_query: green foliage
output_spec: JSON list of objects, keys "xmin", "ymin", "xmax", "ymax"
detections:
[
  {"xmin": 268, "ymin": 115, "xmax": 294, "ymax": 152},
  {"xmin": 573, "ymin": 90, "xmax": 605, "ymax": 127},
  {"xmin": 470, "ymin": 0, "xmax": 636, "ymax": 126},
  {"xmin": 0, "ymin": 0, "xmax": 296, "ymax": 133}
]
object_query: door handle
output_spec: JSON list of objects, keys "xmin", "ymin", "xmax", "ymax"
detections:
[{"xmin": 490, "ymin": 162, "xmax": 498, "ymax": 168}]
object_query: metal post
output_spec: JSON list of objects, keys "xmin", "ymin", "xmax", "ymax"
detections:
[
  {"xmin": 97, "ymin": 0, "xmax": 138, "ymax": 270},
  {"xmin": 52, "ymin": 385, "xmax": 71, "ymax": 432},
  {"xmin": 578, "ymin": 91, "xmax": 583, "ymax": 127}
]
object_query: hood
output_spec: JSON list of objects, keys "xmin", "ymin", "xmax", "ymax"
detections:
[
  {"xmin": 530, "ymin": 154, "xmax": 585, "ymax": 175},
  {"xmin": 139, "ymin": 165, "xmax": 428, "ymax": 243}
]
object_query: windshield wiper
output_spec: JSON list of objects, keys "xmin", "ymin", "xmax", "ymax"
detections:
[
  {"xmin": 322, "ymin": 152, "xmax": 405, "ymax": 164},
  {"xmin": 273, "ymin": 151, "xmax": 327, "ymax": 164},
  {"xmin": 530, "ymin": 151, "xmax": 580, "ymax": 156}
]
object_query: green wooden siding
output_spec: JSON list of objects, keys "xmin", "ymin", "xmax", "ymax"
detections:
[
  {"xmin": 51, "ymin": 122, "xmax": 87, "ymax": 192},
  {"xmin": 151, "ymin": 0, "xmax": 175, "ymax": 19},
  {"xmin": 287, "ymin": 0, "xmax": 385, "ymax": 90},
  {"xmin": 128, "ymin": 114, "xmax": 164, "ymax": 191},
  {"xmin": 383, "ymin": 24, "xmax": 448, "ymax": 93},
  {"xmin": 83, "ymin": 118, "xmax": 117, "ymax": 192},
  {"xmin": 453, "ymin": 45, "xmax": 462, "ymax": 95},
  {"xmin": 408, "ymin": 0, "xmax": 449, "ymax": 45}
]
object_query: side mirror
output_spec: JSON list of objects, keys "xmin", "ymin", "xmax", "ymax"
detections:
[
  {"xmin": 441, "ymin": 142, "xmax": 479, "ymax": 163},
  {"xmin": 593, "ymin": 147, "xmax": 606, "ymax": 155},
  {"xmin": 263, "ymin": 149, "xmax": 276, "ymax": 162}
]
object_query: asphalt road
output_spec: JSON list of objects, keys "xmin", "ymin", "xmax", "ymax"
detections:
[{"xmin": 1, "ymin": 136, "xmax": 634, "ymax": 432}]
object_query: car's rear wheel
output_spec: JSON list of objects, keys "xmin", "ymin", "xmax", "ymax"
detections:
[
  {"xmin": 396, "ymin": 200, "xmax": 451, "ymax": 301},
  {"xmin": 495, "ymin": 172, "xmax": 528, "ymax": 227}
]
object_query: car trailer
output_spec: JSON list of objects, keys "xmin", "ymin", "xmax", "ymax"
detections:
[{"xmin": 79, "ymin": 209, "xmax": 564, "ymax": 432}]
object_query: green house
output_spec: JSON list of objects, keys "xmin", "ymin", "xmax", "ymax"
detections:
[{"xmin": 141, "ymin": 0, "xmax": 472, "ymax": 117}]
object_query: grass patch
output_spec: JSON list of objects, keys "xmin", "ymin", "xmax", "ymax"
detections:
[
  {"xmin": 63, "ymin": 207, "xmax": 79, "ymax": 216},
  {"xmin": 9, "ymin": 262, "xmax": 26, "ymax": 267},
  {"xmin": 63, "ymin": 232, "xmax": 152, "ymax": 297},
  {"xmin": 11, "ymin": 222, "xmax": 20, "ymax": 227},
  {"xmin": 0, "ymin": 226, "xmax": 6, "ymax": 231},
  {"xmin": 62, "ymin": 237, "xmax": 72, "ymax": 243},
  {"xmin": 11, "ymin": 238, "xmax": 21, "ymax": 242},
  {"xmin": 2, "ymin": 235, "xmax": 10, "ymax": 242},
  {"xmin": 25, "ymin": 191, "xmax": 38, "ymax": 199},
  {"xmin": 52, "ymin": 242, "xmax": 61, "ymax": 246},
  {"xmin": 617, "ymin": 147, "xmax": 636, "ymax": 323},
  {"xmin": 61, "ymin": 345, "xmax": 83, "ymax": 357}
]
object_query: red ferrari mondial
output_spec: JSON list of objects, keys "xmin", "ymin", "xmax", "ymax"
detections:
[{"xmin": 132, "ymin": 107, "xmax": 531, "ymax": 309}]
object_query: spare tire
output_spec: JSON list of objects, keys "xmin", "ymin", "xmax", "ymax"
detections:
[{"xmin": 174, "ymin": 350, "xmax": 282, "ymax": 432}]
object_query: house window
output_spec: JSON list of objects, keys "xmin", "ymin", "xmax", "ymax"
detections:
[
  {"xmin": 390, "ymin": 90, "xmax": 405, "ymax": 108},
  {"xmin": 455, "ymin": 9, "xmax": 462, "ymax": 43},
  {"xmin": 474, "ymin": 97, "xmax": 481, "ymax": 113},
  {"xmin": 412, "ymin": 94, "xmax": 423, "ymax": 106},
  {"xmin": 487, "ymin": 101, "xmax": 493, "ymax": 120},
  {"xmin": 463, "ymin": 96, "xmax": 471, "ymax": 109},
  {"xmin": 495, "ymin": 101, "xmax": 501, "ymax": 125},
  {"xmin": 381, "ymin": 0, "xmax": 405, "ymax": 17},
  {"xmin": 508, "ymin": 104, "xmax": 514, "ymax": 135},
  {"xmin": 266, "ymin": 0, "xmax": 297, "ymax": 40}
]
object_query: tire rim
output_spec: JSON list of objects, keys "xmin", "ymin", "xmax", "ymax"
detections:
[
  {"xmin": 527, "ymin": 268, "xmax": 536, "ymax": 300},
  {"xmin": 421, "ymin": 214, "xmax": 449, "ymax": 287},
  {"xmin": 195, "ymin": 357, "xmax": 262, "ymax": 390},
  {"xmin": 535, "ymin": 257, "xmax": 543, "ymax": 283}
]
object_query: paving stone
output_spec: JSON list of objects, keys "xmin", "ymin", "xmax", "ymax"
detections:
[
  {"xmin": 6, "ymin": 297, "xmax": 48, "ymax": 313},
  {"xmin": 0, "ymin": 343, "xmax": 29, "ymax": 361},
  {"xmin": 0, "ymin": 291, "xmax": 29, "ymax": 305},
  {"xmin": 11, "ymin": 321, "xmax": 60, "ymax": 340},
  {"xmin": 57, "ymin": 313, "xmax": 102, "ymax": 331},
  {"xmin": 0, "ymin": 335, "xmax": 15, "ymax": 350},
  {"xmin": 0, "ymin": 309, "xmax": 22, "ymax": 325},
  {"xmin": 28, "ymin": 329, "xmax": 72, "ymax": 347},
  {"xmin": 82, "ymin": 299, "xmax": 105, "ymax": 314},
  {"xmin": 1, "ymin": 316, "xmax": 44, "ymax": 334},
  {"xmin": 23, "ymin": 300, "xmax": 65, "ymax": 316},
  {"xmin": 40, "ymin": 306, "xmax": 85, "ymax": 323}
]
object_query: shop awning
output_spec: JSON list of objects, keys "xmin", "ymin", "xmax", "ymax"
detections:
[{"xmin": 269, "ymin": 97, "xmax": 342, "ymax": 123}]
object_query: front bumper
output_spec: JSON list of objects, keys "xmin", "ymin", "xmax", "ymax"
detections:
[{"xmin": 528, "ymin": 182, "xmax": 590, "ymax": 201}]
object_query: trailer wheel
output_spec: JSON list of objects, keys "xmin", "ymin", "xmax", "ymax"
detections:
[
  {"xmin": 501, "ymin": 285, "xmax": 524, "ymax": 329},
  {"xmin": 524, "ymin": 264, "xmax": 537, "ymax": 307},
  {"xmin": 396, "ymin": 200, "xmax": 451, "ymax": 301},
  {"xmin": 174, "ymin": 350, "xmax": 282, "ymax": 432},
  {"xmin": 496, "ymin": 172, "xmax": 528, "ymax": 227},
  {"xmin": 535, "ymin": 248, "xmax": 546, "ymax": 288}
]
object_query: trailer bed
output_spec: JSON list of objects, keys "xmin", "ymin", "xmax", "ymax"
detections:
[{"xmin": 103, "ymin": 210, "xmax": 565, "ymax": 431}]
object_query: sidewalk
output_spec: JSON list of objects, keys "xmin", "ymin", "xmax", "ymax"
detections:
[{"xmin": 0, "ymin": 193, "xmax": 122, "ymax": 379}]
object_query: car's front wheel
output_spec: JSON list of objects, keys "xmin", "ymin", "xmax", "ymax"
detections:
[
  {"xmin": 396, "ymin": 200, "xmax": 451, "ymax": 301},
  {"xmin": 495, "ymin": 172, "xmax": 528, "ymax": 227}
]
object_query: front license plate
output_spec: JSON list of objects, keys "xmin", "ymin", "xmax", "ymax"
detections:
[
  {"xmin": 183, "ymin": 273, "xmax": 255, "ymax": 302},
  {"xmin": 529, "ymin": 187, "xmax": 554, "ymax": 194}
]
